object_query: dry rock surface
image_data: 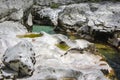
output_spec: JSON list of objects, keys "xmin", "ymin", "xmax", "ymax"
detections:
[
  {"xmin": 0, "ymin": 21, "xmax": 27, "ymax": 58},
  {"xmin": 58, "ymin": 3, "xmax": 120, "ymax": 41},
  {"xmin": 0, "ymin": 32, "xmax": 116, "ymax": 80},
  {"xmin": 2, "ymin": 40, "xmax": 36, "ymax": 76}
]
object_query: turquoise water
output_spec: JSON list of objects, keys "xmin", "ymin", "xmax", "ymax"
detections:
[{"xmin": 32, "ymin": 25, "xmax": 55, "ymax": 34}]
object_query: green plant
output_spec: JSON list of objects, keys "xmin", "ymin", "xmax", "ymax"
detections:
[
  {"xmin": 50, "ymin": 3, "xmax": 59, "ymax": 9},
  {"xmin": 16, "ymin": 33, "xmax": 43, "ymax": 38},
  {"xmin": 95, "ymin": 43, "xmax": 116, "ymax": 59},
  {"xmin": 56, "ymin": 42, "xmax": 70, "ymax": 51}
]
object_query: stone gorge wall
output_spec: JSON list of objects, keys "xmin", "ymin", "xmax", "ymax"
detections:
[
  {"xmin": 0, "ymin": 0, "xmax": 119, "ymax": 54},
  {"xmin": 32, "ymin": 0, "xmax": 120, "ymax": 47},
  {"xmin": 0, "ymin": 0, "xmax": 34, "ymax": 31},
  {"xmin": 35, "ymin": 0, "xmax": 119, "ymax": 6}
]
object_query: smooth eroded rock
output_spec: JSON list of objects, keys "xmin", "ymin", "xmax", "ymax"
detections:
[
  {"xmin": 2, "ymin": 40, "xmax": 36, "ymax": 76},
  {"xmin": 0, "ymin": 21, "xmax": 27, "ymax": 59},
  {"xmin": 20, "ymin": 32, "xmax": 116, "ymax": 80}
]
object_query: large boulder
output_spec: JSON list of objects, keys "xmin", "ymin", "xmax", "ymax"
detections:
[
  {"xmin": 0, "ymin": 21, "xmax": 27, "ymax": 58},
  {"xmin": 58, "ymin": 3, "xmax": 120, "ymax": 41},
  {"xmin": 16, "ymin": 32, "xmax": 116, "ymax": 80},
  {"xmin": 2, "ymin": 40, "xmax": 36, "ymax": 76},
  {"xmin": 0, "ymin": 21, "xmax": 27, "ymax": 36},
  {"xmin": 0, "ymin": 32, "xmax": 117, "ymax": 79},
  {"xmin": 108, "ymin": 33, "xmax": 120, "ymax": 48},
  {"xmin": 35, "ymin": 0, "xmax": 78, "ymax": 6},
  {"xmin": 35, "ymin": 0, "xmax": 119, "ymax": 6},
  {"xmin": 0, "ymin": 0, "xmax": 33, "ymax": 21},
  {"xmin": 33, "ymin": 7, "xmax": 65, "ymax": 26},
  {"xmin": 0, "ymin": 0, "xmax": 33, "ymax": 31}
]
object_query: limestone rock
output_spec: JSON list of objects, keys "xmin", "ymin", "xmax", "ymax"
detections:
[
  {"xmin": 0, "ymin": 21, "xmax": 27, "ymax": 58},
  {"xmin": 107, "ymin": 32, "xmax": 120, "ymax": 48},
  {"xmin": 27, "ymin": 13, "xmax": 33, "ymax": 27},
  {"xmin": 58, "ymin": 3, "xmax": 120, "ymax": 41},
  {"xmin": 0, "ymin": 0, "xmax": 33, "ymax": 22},
  {"xmin": 0, "ymin": 21, "xmax": 27, "ymax": 36},
  {"xmin": 34, "ymin": 7, "xmax": 64, "ymax": 26},
  {"xmin": 35, "ymin": 0, "xmax": 74, "ymax": 6},
  {"xmin": 2, "ymin": 40, "xmax": 36, "ymax": 76},
  {"xmin": 17, "ymin": 32, "xmax": 116, "ymax": 80},
  {"xmin": 9, "ymin": 9, "xmax": 23, "ymax": 21},
  {"xmin": 0, "ymin": 32, "xmax": 117, "ymax": 79},
  {"xmin": 35, "ymin": 0, "xmax": 119, "ymax": 6},
  {"xmin": 1, "ymin": 67, "xmax": 18, "ymax": 79},
  {"xmin": 59, "ymin": 4, "xmax": 89, "ymax": 27}
]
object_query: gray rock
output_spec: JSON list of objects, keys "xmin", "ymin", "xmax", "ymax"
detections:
[
  {"xmin": 2, "ymin": 40, "xmax": 36, "ymax": 76},
  {"xmin": 0, "ymin": 0, "xmax": 33, "ymax": 22},
  {"xmin": 0, "ymin": 32, "xmax": 117, "ymax": 79},
  {"xmin": 34, "ymin": 7, "xmax": 64, "ymax": 26},
  {"xmin": 27, "ymin": 13, "xmax": 33, "ymax": 27},
  {"xmin": 58, "ymin": 3, "xmax": 120, "ymax": 41},
  {"xmin": 59, "ymin": 3, "xmax": 89, "ymax": 27},
  {"xmin": 34, "ymin": 0, "xmax": 119, "ymax": 6},
  {"xmin": 0, "ymin": 21, "xmax": 27, "ymax": 60},
  {"xmin": 108, "ymin": 33, "xmax": 120, "ymax": 48},
  {"xmin": 0, "ymin": 21, "xmax": 27, "ymax": 36},
  {"xmin": 9, "ymin": 9, "xmax": 23, "ymax": 21},
  {"xmin": 1, "ymin": 67, "xmax": 18, "ymax": 79},
  {"xmin": 35, "ymin": 0, "xmax": 74, "ymax": 6}
]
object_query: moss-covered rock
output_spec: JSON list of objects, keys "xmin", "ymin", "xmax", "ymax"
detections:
[
  {"xmin": 56, "ymin": 41, "xmax": 70, "ymax": 51},
  {"xmin": 95, "ymin": 43, "xmax": 117, "ymax": 59},
  {"xmin": 16, "ymin": 33, "xmax": 43, "ymax": 38},
  {"xmin": 50, "ymin": 3, "xmax": 60, "ymax": 9}
]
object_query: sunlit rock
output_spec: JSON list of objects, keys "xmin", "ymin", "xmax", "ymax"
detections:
[
  {"xmin": 34, "ymin": 7, "xmax": 64, "ymax": 26},
  {"xmin": 2, "ymin": 40, "xmax": 36, "ymax": 76},
  {"xmin": 16, "ymin": 32, "xmax": 116, "ymax": 80},
  {"xmin": 0, "ymin": 21, "xmax": 27, "ymax": 58},
  {"xmin": 0, "ymin": 0, "xmax": 33, "ymax": 22},
  {"xmin": 58, "ymin": 3, "xmax": 120, "ymax": 41}
]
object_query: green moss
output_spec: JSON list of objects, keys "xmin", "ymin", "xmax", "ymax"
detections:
[
  {"xmin": 106, "ymin": 70, "xmax": 117, "ymax": 80},
  {"xmin": 56, "ymin": 42, "xmax": 70, "ymax": 51},
  {"xmin": 16, "ymin": 33, "xmax": 43, "ymax": 38},
  {"xmin": 50, "ymin": 3, "xmax": 60, "ymax": 9},
  {"xmin": 95, "ymin": 43, "xmax": 116, "ymax": 59},
  {"xmin": 69, "ymin": 35, "xmax": 77, "ymax": 40}
]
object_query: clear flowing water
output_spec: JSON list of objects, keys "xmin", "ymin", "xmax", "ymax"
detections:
[
  {"xmin": 32, "ymin": 25, "xmax": 55, "ymax": 34},
  {"xmin": 95, "ymin": 43, "xmax": 120, "ymax": 80},
  {"xmin": 32, "ymin": 25, "xmax": 120, "ymax": 80}
]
